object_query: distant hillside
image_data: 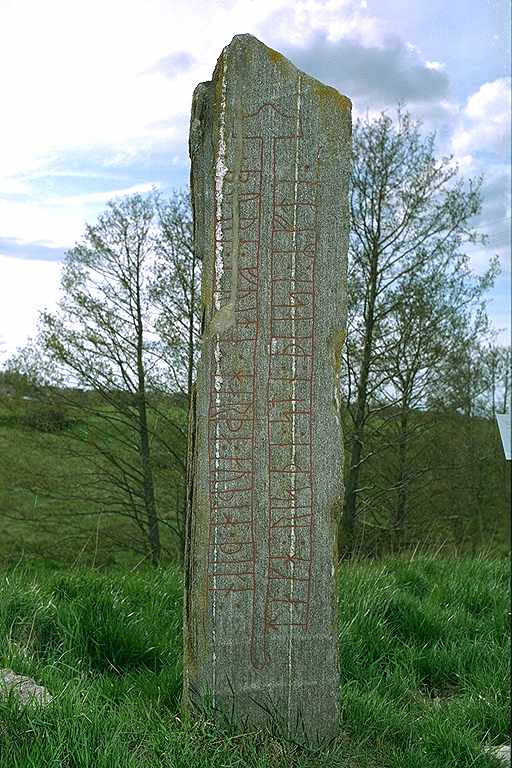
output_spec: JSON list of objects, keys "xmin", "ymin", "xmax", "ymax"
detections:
[{"xmin": 0, "ymin": 393, "xmax": 509, "ymax": 567}]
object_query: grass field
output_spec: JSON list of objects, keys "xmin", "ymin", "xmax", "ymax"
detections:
[
  {"xmin": 0, "ymin": 554, "xmax": 509, "ymax": 767},
  {"xmin": 0, "ymin": 398, "xmax": 187, "ymax": 567}
]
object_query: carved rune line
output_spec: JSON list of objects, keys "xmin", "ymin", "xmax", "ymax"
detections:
[{"xmin": 207, "ymin": 100, "xmax": 320, "ymax": 670}]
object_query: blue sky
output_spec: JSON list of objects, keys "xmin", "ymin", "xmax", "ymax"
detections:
[{"xmin": 0, "ymin": 0, "xmax": 510, "ymax": 355}]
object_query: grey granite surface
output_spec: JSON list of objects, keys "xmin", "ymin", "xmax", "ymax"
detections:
[{"xmin": 183, "ymin": 33, "xmax": 351, "ymax": 742}]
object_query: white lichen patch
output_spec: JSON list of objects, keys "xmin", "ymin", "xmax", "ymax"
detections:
[
  {"xmin": 287, "ymin": 71, "xmax": 302, "ymax": 733},
  {"xmin": 214, "ymin": 52, "xmax": 228, "ymax": 312},
  {"xmin": 212, "ymin": 47, "xmax": 228, "ymax": 709},
  {"xmin": 212, "ymin": 332, "xmax": 222, "ymax": 707}
]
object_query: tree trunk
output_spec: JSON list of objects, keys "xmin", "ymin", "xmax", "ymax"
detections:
[
  {"xmin": 137, "ymin": 393, "xmax": 161, "ymax": 565},
  {"xmin": 342, "ymin": 427, "xmax": 362, "ymax": 557},
  {"xmin": 491, "ymin": 351, "xmax": 497, "ymax": 417},
  {"xmin": 135, "ymin": 264, "xmax": 161, "ymax": 566},
  {"xmin": 341, "ymin": 249, "xmax": 378, "ymax": 558},
  {"xmin": 503, "ymin": 362, "xmax": 509, "ymax": 412},
  {"xmin": 394, "ymin": 404, "xmax": 409, "ymax": 551}
]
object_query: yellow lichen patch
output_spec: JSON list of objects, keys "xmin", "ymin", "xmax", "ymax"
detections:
[
  {"xmin": 312, "ymin": 78, "xmax": 352, "ymax": 113},
  {"xmin": 200, "ymin": 273, "xmax": 212, "ymax": 320},
  {"xmin": 264, "ymin": 43, "xmax": 287, "ymax": 66},
  {"xmin": 333, "ymin": 329, "xmax": 347, "ymax": 376},
  {"xmin": 213, "ymin": 50, "xmax": 225, "ymax": 105}
]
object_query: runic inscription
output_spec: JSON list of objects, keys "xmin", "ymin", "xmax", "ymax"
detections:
[
  {"xmin": 184, "ymin": 33, "xmax": 351, "ymax": 742},
  {"xmin": 207, "ymin": 98, "xmax": 319, "ymax": 670},
  {"xmin": 207, "ymin": 108, "xmax": 263, "ymax": 670}
]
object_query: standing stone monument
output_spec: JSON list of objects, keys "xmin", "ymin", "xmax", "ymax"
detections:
[{"xmin": 183, "ymin": 33, "xmax": 351, "ymax": 741}]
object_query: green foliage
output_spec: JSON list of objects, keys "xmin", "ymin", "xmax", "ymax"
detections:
[
  {"xmin": 341, "ymin": 107, "xmax": 503, "ymax": 558},
  {"xmin": 0, "ymin": 556, "xmax": 508, "ymax": 767},
  {"xmin": 342, "ymin": 407, "xmax": 511, "ymax": 556},
  {"xmin": 4, "ymin": 191, "xmax": 196, "ymax": 565},
  {"xmin": 18, "ymin": 404, "xmax": 75, "ymax": 433}
]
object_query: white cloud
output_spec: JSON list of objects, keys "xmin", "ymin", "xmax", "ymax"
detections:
[
  {"xmin": 454, "ymin": 153, "xmax": 475, "ymax": 172},
  {"xmin": 0, "ymin": 0, "xmax": 299, "ymax": 244},
  {"xmin": 0, "ymin": 177, "xmax": 32, "ymax": 196},
  {"xmin": 0, "ymin": 0, "xmax": 509, "ymax": 352},
  {"xmin": 449, "ymin": 80, "xmax": 511, "ymax": 298},
  {"xmin": 0, "ymin": 182, "xmax": 160, "ymax": 249},
  {"xmin": 465, "ymin": 77, "xmax": 511, "ymax": 121},
  {"xmin": 425, "ymin": 60, "xmax": 445, "ymax": 71},
  {"xmin": 0, "ymin": 199, "xmax": 88, "ymax": 247},
  {"xmin": 46, "ymin": 182, "xmax": 160, "ymax": 208},
  {"xmin": 0, "ymin": 256, "xmax": 62, "ymax": 356},
  {"xmin": 259, "ymin": 0, "xmax": 384, "ymax": 47},
  {"xmin": 452, "ymin": 77, "xmax": 511, "ymax": 157}
]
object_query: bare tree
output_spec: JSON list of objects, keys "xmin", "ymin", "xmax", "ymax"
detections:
[
  {"xmin": 151, "ymin": 190, "xmax": 200, "ymax": 405},
  {"xmin": 341, "ymin": 107, "xmax": 487, "ymax": 557},
  {"xmin": 483, "ymin": 342, "xmax": 511, "ymax": 416},
  {"xmin": 379, "ymin": 258, "xmax": 497, "ymax": 550},
  {"xmin": 8, "ymin": 192, "xmax": 194, "ymax": 565},
  {"xmin": 422, "ymin": 312, "xmax": 508, "ymax": 549}
]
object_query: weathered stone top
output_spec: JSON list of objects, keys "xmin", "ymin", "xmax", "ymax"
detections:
[
  {"xmin": 222, "ymin": 34, "xmax": 352, "ymax": 111},
  {"xmin": 190, "ymin": 34, "xmax": 351, "ymax": 154}
]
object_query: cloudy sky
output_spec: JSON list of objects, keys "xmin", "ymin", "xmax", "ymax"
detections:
[{"xmin": 1, "ymin": 0, "xmax": 510, "ymax": 356}]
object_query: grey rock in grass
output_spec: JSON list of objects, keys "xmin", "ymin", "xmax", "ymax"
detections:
[
  {"xmin": 0, "ymin": 669, "xmax": 53, "ymax": 706},
  {"xmin": 487, "ymin": 745, "xmax": 511, "ymax": 766},
  {"xmin": 183, "ymin": 33, "xmax": 351, "ymax": 742}
]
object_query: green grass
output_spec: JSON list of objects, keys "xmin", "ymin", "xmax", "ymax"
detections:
[{"xmin": 0, "ymin": 555, "xmax": 509, "ymax": 767}]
